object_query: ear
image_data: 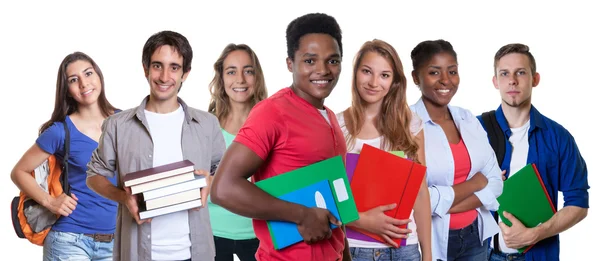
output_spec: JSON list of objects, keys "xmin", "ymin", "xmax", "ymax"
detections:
[
  {"xmin": 492, "ymin": 75, "xmax": 499, "ymax": 90},
  {"xmin": 411, "ymin": 70, "xmax": 419, "ymax": 85},
  {"xmin": 143, "ymin": 65, "xmax": 149, "ymax": 78},
  {"xmin": 182, "ymin": 69, "xmax": 191, "ymax": 82},
  {"xmin": 286, "ymin": 57, "xmax": 293, "ymax": 73},
  {"xmin": 532, "ymin": 72, "xmax": 540, "ymax": 87}
]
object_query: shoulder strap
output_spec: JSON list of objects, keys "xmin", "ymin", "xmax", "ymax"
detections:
[
  {"xmin": 61, "ymin": 121, "xmax": 71, "ymax": 196},
  {"xmin": 481, "ymin": 110, "xmax": 504, "ymax": 254},
  {"xmin": 481, "ymin": 110, "xmax": 505, "ymax": 166}
]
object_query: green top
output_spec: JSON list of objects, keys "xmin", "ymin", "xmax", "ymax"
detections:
[{"xmin": 207, "ymin": 129, "xmax": 256, "ymax": 240}]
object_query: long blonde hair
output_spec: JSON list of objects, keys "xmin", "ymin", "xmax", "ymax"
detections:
[
  {"xmin": 208, "ymin": 44, "xmax": 268, "ymax": 125},
  {"xmin": 343, "ymin": 39, "xmax": 419, "ymax": 162}
]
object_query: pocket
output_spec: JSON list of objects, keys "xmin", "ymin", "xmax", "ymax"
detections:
[{"xmin": 52, "ymin": 231, "xmax": 79, "ymax": 244}]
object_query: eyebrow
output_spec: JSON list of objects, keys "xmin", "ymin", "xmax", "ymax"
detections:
[
  {"xmin": 428, "ymin": 64, "xmax": 458, "ymax": 69},
  {"xmin": 151, "ymin": 61, "xmax": 182, "ymax": 68},
  {"xmin": 68, "ymin": 67, "xmax": 93, "ymax": 79},
  {"xmin": 498, "ymin": 67, "xmax": 527, "ymax": 72},
  {"xmin": 301, "ymin": 53, "xmax": 341, "ymax": 59},
  {"xmin": 225, "ymin": 65, "xmax": 254, "ymax": 70}
]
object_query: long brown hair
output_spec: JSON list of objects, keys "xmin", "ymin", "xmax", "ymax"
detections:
[
  {"xmin": 343, "ymin": 39, "xmax": 419, "ymax": 161},
  {"xmin": 208, "ymin": 44, "xmax": 268, "ymax": 125},
  {"xmin": 39, "ymin": 52, "xmax": 117, "ymax": 135}
]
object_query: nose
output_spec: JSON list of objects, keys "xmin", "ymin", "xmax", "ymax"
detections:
[
  {"xmin": 315, "ymin": 61, "xmax": 331, "ymax": 75},
  {"xmin": 439, "ymin": 72, "xmax": 450, "ymax": 86},
  {"xmin": 160, "ymin": 68, "xmax": 169, "ymax": 83},
  {"xmin": 508, "ymin": 74, "xmax": 517, "ymax": 86},
  {"xmin": 79, "ymin": 76, "xmax": 90, "ymax": 89},
  {"xmin": 368, "ymin": 75, "xmax": 378, "ymax": 88},
  {"xmin": 236, "ymin": 71, "xmax": 246, "ymax": 84}
]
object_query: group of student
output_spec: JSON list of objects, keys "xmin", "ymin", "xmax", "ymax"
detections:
[{"xmin": 10, "ymin": 12, "xmax": 589, "ymax": 261}]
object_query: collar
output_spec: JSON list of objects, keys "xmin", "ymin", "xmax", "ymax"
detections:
[
  {"xmin": 132, "ymin": 95, "xmax": 198, "ymax": 124},
  {"xmin": 495, "ymin": 104, "xmax": 547, "ymax": 134}
]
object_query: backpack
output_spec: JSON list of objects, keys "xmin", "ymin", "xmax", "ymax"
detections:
[
  {"xmin": 11, "ymin": 122, "xmax": 70, "ymax": 246},
  {"xmin": 480, "ymin": 110, "xmax": 506, "ymax": 253}
]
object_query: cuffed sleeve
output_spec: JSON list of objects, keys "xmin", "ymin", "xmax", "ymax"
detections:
[
  {"xmin": 87, "ymin": 117, "xmax": 118, "ymax": 179},
  {"xmin": 429, "ymin": 185, "xmax": 455, "ymax": 217}
]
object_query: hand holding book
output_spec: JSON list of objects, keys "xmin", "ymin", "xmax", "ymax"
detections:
[
  {"xmin": 499, "ymin": 211, "xmax": 540, "ymax": 250},
  {"xmin": 123, "ymin": 186, "xmax": 151, "ymax": 225},
  {"xmin": 297, "ymin": 206, "xmax": 341, "ymax": 244},
  {"xmin": 350, "ymin": 203, "xmax": 412, "ymax": 248},
  {"xmin": 192, "ymin": 169, "xmax": 210, "ymax": 211}
]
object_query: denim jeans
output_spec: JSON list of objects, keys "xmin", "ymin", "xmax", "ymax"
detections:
[
  {"xmin": 350, "ymin": 244, "xmax": 421, "ymax": 261},
  {"xmin": 446, "ymin": 219, "xmax": 487, "ymax": 261},
  {"xmin": 487, "ymin": 248, "xmax": 526, "ymax": 261},
  {"xmin": 43, "ymin": 230, "xmax": 114, "ymax": 261},
  {"xmin": 214, "ymin": 236, "xmax": 259, "ymax": 261}
]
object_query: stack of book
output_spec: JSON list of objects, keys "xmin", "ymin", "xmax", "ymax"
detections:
[{"xmin": 123, "ymin": 160, "xmax": 207, "ymax": 220}]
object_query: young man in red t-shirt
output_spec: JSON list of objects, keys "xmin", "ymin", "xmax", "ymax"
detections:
[{"xmin": 211, "ymin": 13, "xmax": 351, "ymax": 261}]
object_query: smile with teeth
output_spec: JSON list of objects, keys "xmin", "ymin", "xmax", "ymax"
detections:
[
  {"xmin": 81, "ymin": 89, "xmax": 93, "ymax": 96},
  {"xmin": 311, "ymin": 80, "xmax": 331, "ymax": 84},
  {"xmin": 435, "ymin": 89, "xmax": 450, "ymax": 94},
  {"xmin": 232, "ymin": 87, "xmax": 248, "ymax": 92},
  {"xmin": 158, "ymin": 84, "xmax": 172, "ymax": 91}
]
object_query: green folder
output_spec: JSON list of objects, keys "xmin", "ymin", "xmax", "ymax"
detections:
[
  {"xmin": 255, "ymin": 155, "xmax": 359, "ymax": 224},
  {"xmin": 497, "ymin": 163, "xmax": 556, "ymax": 253},
  {"xmin": 390, "ymin": 151, "xmax": 405, "ymax": 158}
]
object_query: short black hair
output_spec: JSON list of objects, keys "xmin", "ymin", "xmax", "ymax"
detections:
[
  {"xmin": 142, "ymin": 30, "xmax": 193, "ymax": 73},
  {"xmin": 286, "ymin": 13, "xmax": 343, "ymax": 60},
  {"xmin": 410, "ymin": 39, "xmax": 457, "ymax": 73}
]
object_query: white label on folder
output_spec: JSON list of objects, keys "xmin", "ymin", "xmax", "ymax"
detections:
[
  {"xmin": 333, "ymin": 178, "xmax": 349, "ymax": 202},
  {"xmin": 315, "ymin": 191, "xmax": 327, "ymax": 209}
]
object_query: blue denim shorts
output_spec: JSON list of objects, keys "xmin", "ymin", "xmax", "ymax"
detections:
[
  {"xmin": 43, "ymin": 230, "xmax": 114, "ymax": 261},
  {"xmin": 350, "ymin": 244, "xmax": 421, "ymax": 261}
]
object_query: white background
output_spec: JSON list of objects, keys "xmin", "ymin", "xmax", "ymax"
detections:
[{"xmin": 0, "ymin": 0, "xmax": 596, "ymax": 260}]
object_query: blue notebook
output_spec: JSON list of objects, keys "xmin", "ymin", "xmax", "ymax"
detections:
[{"xmin": 267, "ymin": 179, "xmax": 341, "ymax": 250}]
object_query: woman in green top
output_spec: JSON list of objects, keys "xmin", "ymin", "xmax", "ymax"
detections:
[{"xmin": 208, "ymin": 43, "xmax": 268, "ymax": 261}]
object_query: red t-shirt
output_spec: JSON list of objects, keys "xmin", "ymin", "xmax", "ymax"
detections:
[
  {"xmin": 449, "ymin": 139, "xmax": 478, "ymax": 229},
  {"xmin": 234, "ymin": 87, "xmax": 348, "ymax": 261}
]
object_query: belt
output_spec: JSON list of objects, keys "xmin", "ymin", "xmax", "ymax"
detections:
[{"xmin": 83, "ymin": 233, "xmax": 114, "ymax": 243}]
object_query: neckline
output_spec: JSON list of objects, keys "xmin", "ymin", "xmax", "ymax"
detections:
[{"xmin": 66, "ymin": 116, "xmax": 98, "ymax": 144}]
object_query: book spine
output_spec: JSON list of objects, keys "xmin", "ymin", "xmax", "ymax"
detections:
[{"xmin": 531, "ymin": 163, "xmax": 557, "ymax": 213}]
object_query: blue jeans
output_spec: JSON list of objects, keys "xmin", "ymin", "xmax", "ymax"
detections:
[
  {"xmin": 43, "ymin": 230, "xmax": 114, "ymax": 261},
  {"xmin": 487, "ymin": 248, "xmax": 526, "ymax": 261},
  {"xmin": 350, "ymin": 244, "xmax": 421, "ymax": 261},
  {"xmin": 446, "ymin": 219, "xmax": 487, "ymax": 261}
]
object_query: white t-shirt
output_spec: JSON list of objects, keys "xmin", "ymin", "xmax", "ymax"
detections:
[
  {"xmin": 318, "ymin": 108, "xmax": 331, "ymax": 125},
  {"xmin": 144, "ymin": 105, "xmax": 191, "ymax": 260},
  {"xmin": 336, "ymin": 111, "xmax": 423, "ymax": 248},
  {"xmin": 494, "ymin": 120, "xmax": 530, "ymax": 253}
]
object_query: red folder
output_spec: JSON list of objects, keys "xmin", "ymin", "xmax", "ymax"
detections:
[{"xmin": 350, "ymin": 144, "xmax": 427, "ymax": 246}]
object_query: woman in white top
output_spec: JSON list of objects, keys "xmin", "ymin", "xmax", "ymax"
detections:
[
  {"xmin": 408, "ymin": 39, "xmax": 503, "ymax": 261},
  {"xmin": 337, "ymin": 39, "xmax": 432, "ymax": 261}
]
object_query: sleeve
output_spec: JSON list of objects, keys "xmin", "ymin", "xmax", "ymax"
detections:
[
  {"xmin": 472, "ymin": 115, "xmax": 503, "ymax": 211},
  {"xmin": 559, "ymin": 129, "xmax": 590, "ymax": 208},
  {"xmin": 36, "ymin": 122, "xmax": 65, "ymax": 156},
  {"xmin": 86, "ymin": 117, "xmax": 118, "ymax": 179},
  {"xmin": 410, "ymin": 112, "xmax": 424, "ymax": 136},
  {"xmin": 429, "ymin": 185, "xmax": 456, "ymax": 217},
  {"xmin": 210, "ymin": 115, "xmax": 226, "ymax": 176},
  {"xmin": 233, "ymin": 101, "xmax": 286, "ymax": 160}
]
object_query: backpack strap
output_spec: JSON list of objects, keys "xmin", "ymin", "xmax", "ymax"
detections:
[
  {"xmin": 481, "ymin": 110, "xmax": 505, "ymax": 253},
  {"xmin": 60, "ymin": 121, "xmax": 71, "ymax": 196},
  {"xmin": 481, "ymin": 110, "xmax": 505, "ymax": 166}
]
